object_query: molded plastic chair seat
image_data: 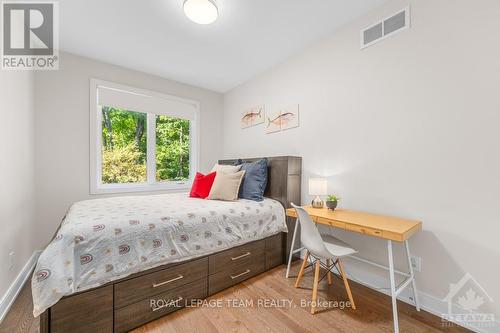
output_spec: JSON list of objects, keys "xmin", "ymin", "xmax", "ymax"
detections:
[
  {"xmin": 291, "ymin": 203, "xmax": 357, "ymax": 314},
  {"xmin": 322, "ymin": 234, "xmax": 358, "ymax": 258}
]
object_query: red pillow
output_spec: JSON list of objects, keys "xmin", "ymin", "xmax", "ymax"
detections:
[{"xmin": 189, "ymin": 172, "xmax": 217, "ymax": 198}]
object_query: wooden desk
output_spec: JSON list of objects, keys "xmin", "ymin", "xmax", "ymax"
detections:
[
  {"xmin": 285, "ymin": 206, "xmax": 422, "ymax": 242},
  {"xmin": 285, "ymin": 206, "xmax": 422, "ymax": 333}
]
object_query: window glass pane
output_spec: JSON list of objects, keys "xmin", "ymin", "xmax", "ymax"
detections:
[
  {"xmin": 101, "ymin": 106, "xmax": 147, "ymax": 184},
  {"xmin": 156, "ymin": 115, "xmax": 190, "ymax": 182}
]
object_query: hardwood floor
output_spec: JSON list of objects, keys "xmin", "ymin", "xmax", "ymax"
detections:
[
  {"xmin": 0, "ymin": 279, "xmax": 40, "ymax": 333},
  {"xmin": 0, "ymin": 262, "xmax": 470, "ymax": 333}
]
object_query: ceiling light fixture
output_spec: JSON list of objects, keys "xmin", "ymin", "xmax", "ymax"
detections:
[{"xmin": 183, "ymin": 0, "xmax": 218, "ymax": 25}]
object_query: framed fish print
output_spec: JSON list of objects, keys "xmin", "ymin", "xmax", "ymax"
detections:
[
  {"xmin": 266, "ymin": 111, "xmax": 282, "ymax": 133},
  {"xmin": 241, "ymin": 105, "xmax": 265, "ymax": 128},
  {"xmin": 266, "ymin": 104, "xmax": 300, "ymax": 134},
  {"xmin": 281, "ymin": 104, "xmax": 300, "ymax": 131}
]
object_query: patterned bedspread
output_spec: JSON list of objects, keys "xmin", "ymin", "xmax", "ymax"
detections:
[{"xmin": 31, "ymin": 193, "xmax": 287, "ymax": 316}]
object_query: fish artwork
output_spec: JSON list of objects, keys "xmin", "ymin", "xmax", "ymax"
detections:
[
  {"xmin": 267, "ymin": 112, "xmax": 295, "ymax": 127},
  {"xmin": 242, "ymin": 109, "xmax": 261, "ymax": 123},
  {"xmin": 241, "ymin": 105, "xmax": 265, "ymax": 128},
  {"xmin": 265, "ymin": 105, "xmax": 299, "ymax": 133}
]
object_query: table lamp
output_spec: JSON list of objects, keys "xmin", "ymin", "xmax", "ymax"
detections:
[{"xmin": 309, "ymin": 178, "xmax": 327, "ymax": 208}]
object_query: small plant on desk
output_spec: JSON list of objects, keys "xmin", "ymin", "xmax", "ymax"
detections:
[{"xmin": 326, "ymin": 195, "xmax": 340, "ymax": 210}]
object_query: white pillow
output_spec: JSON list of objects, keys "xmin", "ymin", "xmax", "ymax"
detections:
[
  {"xmin": 208, "ymin": 170, "xmax": 246, "ymax": 201},
  {"xmin": 211, "ymin": 163, "xmax": 241, "ymax": 174}
]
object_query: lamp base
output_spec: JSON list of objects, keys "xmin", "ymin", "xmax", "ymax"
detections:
[{"xmin": 311, "ymin": 196, "xmax": 324, "ymax": 208}]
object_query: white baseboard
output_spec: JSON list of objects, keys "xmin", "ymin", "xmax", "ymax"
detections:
[
  {"xmin": 298, "ymin": 251, "xmax": 499, "ymax": 333},
  {"xmin": 0, "ymin": 250, "xmax": 42, "ymax": 323}
]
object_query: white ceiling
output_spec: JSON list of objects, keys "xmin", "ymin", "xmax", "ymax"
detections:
[{"xmin": 60, "ymin": 0, "xmax": 387, "ymax": 92}]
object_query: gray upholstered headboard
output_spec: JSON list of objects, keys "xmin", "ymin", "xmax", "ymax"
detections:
[{"xmin": 218, "ymin": 156, "xmax": 302, "ymax": 260}]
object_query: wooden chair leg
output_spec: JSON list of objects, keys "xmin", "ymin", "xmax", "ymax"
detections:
[
  {"xmin": 327, "ymin": 259, "xmax": 333, "ymax": 285},
  {"xmin": 338, "ymin": 259, "xmax": 356, "ymax": 310},
  {"xmin": 295, "ymin": 251, "xmax": 310, "ymax": 288},
  {"xmin": 311, "ymin": 259, "xmax": 321, "ymax": 314}
]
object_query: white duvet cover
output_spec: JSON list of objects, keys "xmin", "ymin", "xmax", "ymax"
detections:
[{"xmin": 32, "ymin": 193, "xmax": 287, "ymax": 316}]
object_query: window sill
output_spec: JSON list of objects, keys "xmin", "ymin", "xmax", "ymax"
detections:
[{"xmin": 90, "ymin": 182, "xmax": 191, "ymax": 195}]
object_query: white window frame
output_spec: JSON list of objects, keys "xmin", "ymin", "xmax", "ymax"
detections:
[{"xmin": 89, "ymin": 79, "xmax": 200, "ymax": 195}]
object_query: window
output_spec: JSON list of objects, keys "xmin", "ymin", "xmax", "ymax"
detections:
[
  {"xmin": 90, "ymin": 79, "xmax": 199, "ymax": 194},
  {"xmin": 101, "ymin": 107, "xmax": 148, "ymax": 184}
]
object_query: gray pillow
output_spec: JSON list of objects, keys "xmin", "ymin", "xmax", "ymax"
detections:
[{"xmin": 238, "ymin": 158, "xmax": 268, "ymax": 201}]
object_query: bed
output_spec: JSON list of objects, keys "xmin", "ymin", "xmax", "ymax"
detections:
[{"xmin": 36, "ymin": 156, "xmax": 302, "ymax": 333}]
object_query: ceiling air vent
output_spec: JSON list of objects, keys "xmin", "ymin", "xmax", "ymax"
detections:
[{"xmin": 361, "ymin": 7, "xmax": 410, "ymax": 49}]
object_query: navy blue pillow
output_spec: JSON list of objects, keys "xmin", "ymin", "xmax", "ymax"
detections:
[{"xmin": 238, "ymin": 158, "xmax": 268, "ymax": 201}]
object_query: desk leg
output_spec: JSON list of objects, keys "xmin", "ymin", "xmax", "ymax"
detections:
[
  {"xmin": 405, "ymin": 240, "xmax": 421, "ymax": 311},
  {"xmin": 387, "ymin": 240, "xmax": 399, "ymax": 333},
  {"xmin": 286, "ymin": 217, "xmax": 299, "ymax": 278}
]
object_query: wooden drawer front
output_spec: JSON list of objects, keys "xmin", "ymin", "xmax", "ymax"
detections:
[
  {"xmin": 209, "ymin": 256, "xmax": 265, "ymax": 295},
  {"xmin": 209, "ymin": 239, "xmax": 265, "ymax": 274},
  {"xmin": 114, "ymin": 257, "xmax": 208, "ymax": 309},
  {"xmin": 51, "ymin": 285, "xmax": 113, "ymax": 333},
  {"xmin": 317, "ymin": 217, "xmax": 345, "ymax": 229},
  {"xmin": 114, "ymin": 278, "xmax": 207, "ymax": 333},
  {"xmin": 265, "ymin": 233, "xmax": 284, "ymax": 270},
  {"xmin": 345, "ymin": 224, "xmax": 383, "ymax": 238}
]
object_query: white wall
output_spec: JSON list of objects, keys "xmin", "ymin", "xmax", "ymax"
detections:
[
  {"xmin": 34, "ymin": 52, "xmax": 224, "ymax": 245},
  {"xmin": 0, "ymin": 71, "xmax": 37, "ymax": 298},
  {"xmin": 224, "ymin": 0, "xmax": 500, "ymax": 321}
]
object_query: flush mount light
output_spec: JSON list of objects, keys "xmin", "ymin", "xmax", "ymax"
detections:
[{"xmin": 183, "ymin": 0, "xmax": 218, "ymax": 25}]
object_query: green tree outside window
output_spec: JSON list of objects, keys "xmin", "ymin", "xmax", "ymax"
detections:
[{"xmin": 101, "ymin": 106, "xmax": 190, "ymax": 184}]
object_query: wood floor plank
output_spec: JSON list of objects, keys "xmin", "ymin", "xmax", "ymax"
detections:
[
  {"xmin": 236, "ymin": 283, "xmax": 310, "ymax": 333},
  {"xmin": 266, "ymin": 267, "xmax": 377, "ymax": 333},
  {"xmin": 252, "ymin": 270, "xmax": 339, "ymax": 331},
  {"xmin": 1, "ymin": 263, "xmax": 472, "ymax": 333},
  {"xmin": 0, "ymin": 276, "xmax": 38, "ymax": 333}
]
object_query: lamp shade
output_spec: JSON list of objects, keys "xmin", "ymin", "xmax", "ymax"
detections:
[{"xmin": 309, "ymin": 178, "xmax": 327, "ymax": 196}]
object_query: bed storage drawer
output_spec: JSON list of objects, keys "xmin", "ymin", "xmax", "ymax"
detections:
[
  {"xmin": 265, "ymin": 233, "xmax": 284, "ymax": 270},
  {"xmin": 209, "ymin": 239, "xmax": 265, "ymax": 274},
  {"xmin": 208, "ymin": 255, "xmax": 265, "ymax": 295},
  {"xmin": 114, "ymin": 257, "xmax": 208, "ymax": 309},
  {"xmin": 114, "ymin": 278, "xmax": 207, "ymax": 333},
  {"xmin": 50, "ymin": 285, "xmax": 113, "ymax": 333}
]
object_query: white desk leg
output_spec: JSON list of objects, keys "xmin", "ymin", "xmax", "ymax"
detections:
[
  {"xmin": 405, "ymin": 240, "xmax": 421, "ymax": 311},
  {"xmin": 387, "ymin": 240, "xmax": 399, "ymax": 333},
  {"xmin": 285, "ymin": 217, "xmax": 299, "ymax": 278}
]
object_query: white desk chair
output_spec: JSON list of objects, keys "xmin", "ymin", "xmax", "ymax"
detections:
[{"xmin": 291, "ymin": 203, "xmax": 357, "ymax": 314}]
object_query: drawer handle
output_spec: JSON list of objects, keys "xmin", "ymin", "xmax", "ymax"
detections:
[
  {"xmin": 230, "ymin": 269, "xmax": 251, "ymax": 280},
  {"xmin": 231, "ymin": 252, "xmax": 251, "ymax": 261},
  {"xmin": 152, "ymin": 274, "xmax": 184, "ymax": 288},
  {"xmin": 152, "ymin": 296, "xmax": 183, "ymax": 312}
]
